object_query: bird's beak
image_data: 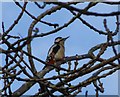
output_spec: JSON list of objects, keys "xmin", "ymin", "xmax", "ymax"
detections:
[{"xmin": 63, "ymin": 36, "xmax": 70, "ymax": 41}]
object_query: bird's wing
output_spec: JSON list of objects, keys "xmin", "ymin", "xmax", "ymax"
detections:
[
  {"xmin": 52, "ymin": 44, "xmax": 60, "ymax": 54},
  {"xmin": 46, "ymin": 44, "xmax": 60, "ymax": 62}
]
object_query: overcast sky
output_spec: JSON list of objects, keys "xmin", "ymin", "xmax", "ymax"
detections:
[{"xmin": 1, "ymin": 2, "xmax": 119, "ymax": 95}]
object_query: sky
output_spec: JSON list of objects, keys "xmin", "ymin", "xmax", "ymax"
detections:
[{"xmin": 1, "ymin": 1, "xmax": 119, "ymax": 95}]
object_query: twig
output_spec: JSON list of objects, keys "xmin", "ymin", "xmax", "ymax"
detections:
[
  {"xmin": 2, "ymin": 22, "xmax": 5, "ymax": 33},
  {"xmin": 34, "ymin": 2, "xmax": 46, "ymax": 9},
  {"xmin": 14, "ymin": 1, "xmax": 60, "ymax": 28},
  {"xmin": 51, "ymin": 2, "xmax": 120, "ymax": 17},
  {"xmin": 79, "ymin": 17, "xmax": 106, "ymax": 35},
  {"xmin": 85, "ymin": 90, "xmax": 88, "ymax": 97},
  {"xmin": 2, "ymin": 2, "xmax": 27, "ymax": 38}
]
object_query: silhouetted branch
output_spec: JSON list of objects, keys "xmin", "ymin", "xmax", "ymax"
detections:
[
  {"xmin": 2, "ymin": 2, "xmax": 27, "ymax": 39},
  {"xmin": 51, "ymin": 2, "xmax": 120, "ymax": 16},
  {"xmin": 34, "ymin": 2, "xmax": 46, "ymax": 9}
]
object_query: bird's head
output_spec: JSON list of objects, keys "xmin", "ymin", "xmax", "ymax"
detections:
[{"xmin": 54, "ymin": 36, "xmax": 69, "ymax": 45}]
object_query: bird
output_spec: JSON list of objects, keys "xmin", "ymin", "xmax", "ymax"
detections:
[
  {"xmin": 41, "ymin": 36, "xmax": 69, "ymax": 94},
  {"xmin": 46, "ymin": 36, "xmax": 69, "ymax": 65}
]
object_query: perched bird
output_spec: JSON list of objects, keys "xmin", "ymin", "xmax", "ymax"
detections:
[
  {"xmin": 41, "ymin": 37, "xmax": 69, "ymax": 93},
  {"xmin": 46, "ymin": 36, "xmax": 69, "ymax": 65}
]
